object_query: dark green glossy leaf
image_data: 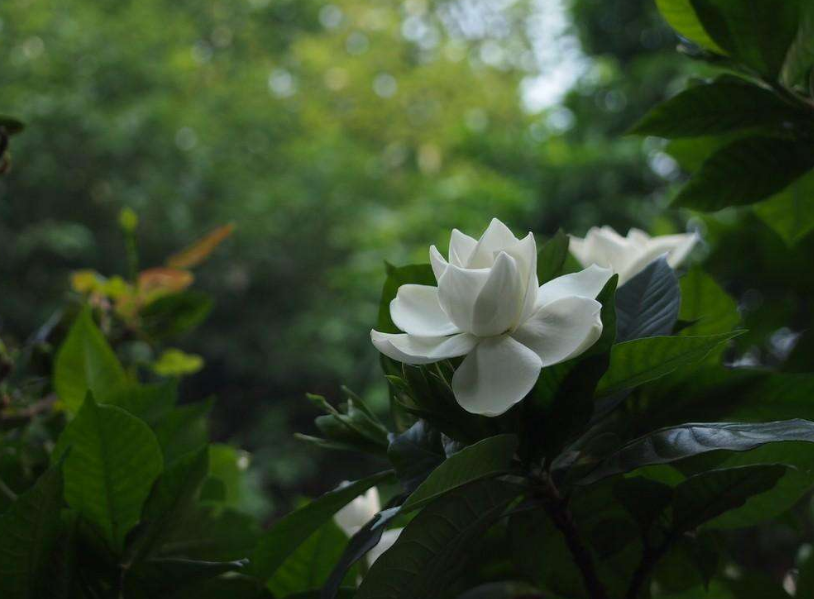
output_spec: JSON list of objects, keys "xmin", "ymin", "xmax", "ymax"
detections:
[
  {"xmin": 129, "ymin": 447, "xmax": 210, "ymax": 562},
  {"xmin": 755, "ymin": 170, "xmax": 814, "ymax": 246},
  {"xmin": 673, "ymin": 137, "xmax": 814, "ymax": 211},
  {"xmin": 456, "ymin": 581, "xmax": 542, "ymax": 598},
  {"xmin": 52, "ymin": 394, "xmax": 164, "ymax": 552},
  {"xmin": 671, "ymin": 465, "xmax": 785, "ymax": 532},
  {"xmin": 616, "ymin": 256, "xmax": 680, "ymax": 341},
  {"xmin": 267, "ymin": 520, "xmax": 352, "ymax": 597},
  {"xmin": 613, "ymin": 476, "xmax": 673, "ymax": 532},
  {"xmin": 356, "ymin": 479, "xmax": 523, "ymax": 599},
  {"xmin": 655, "ymin": 0, "xmax": 726, "ymax": 52},
  {"xmin": 630, "ymin": 76, "xmax": 798, "ymax": 138},
  {"xmin": 322, "ymin": 507, "xmax": 401, "ymax": 599},
  {"xmin": 53, "ymin": 307, "xmax": 127, "ymax": 414},
  {"xmin": 387, "ymin": 420, "xmax": 445, "ymax": 492},
  {"xmin": 400, "ymin": 434, "xmax": 518, "ymax": 512},
  {"xmin": 677, "ymin": 269, "xmax": 739, "ymax": 338},
  {"xmin": 580, "ymin": 419, "xmax": 814, "ymax": 484},
  {"xmin": 596, "ymin": 332, "xmax": 741, "ymax": 396},
  {"xmin": 124, "ymin": 557, "xmax": 247, "ymax": 597},
  {"xmin": 689, "ymin": 0, "xmax": 800, "ymax": 77},
  {"xmin": 0, "ymin": 465, "xmax": 64, "ymax": 599},
  {"xmin": 536, "ymin": 229, "xmax": 569, "ymax": 284},
  {"xmin": 251, "ymin": 470, "xmax": 393, "ymax": 582},
  {"xmin": 781, "ymin": 1, "xmax": 814, "ymax": 86}
]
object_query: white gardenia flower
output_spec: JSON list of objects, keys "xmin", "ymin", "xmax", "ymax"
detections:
[
  {"xmin": 569, "ymin": 226, "xmax": 699, "ymax": 286},
  {"xmin": 371, "ymin": 218, "xmax": 612, "ymax": 417},
  {"xmin": 334, "ymin": 486, "xmax": 380, "ymax": 537}
]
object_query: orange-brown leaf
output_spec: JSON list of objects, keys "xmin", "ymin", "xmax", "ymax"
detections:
[{"xmin": 166, "ymin": 223, "xmax": 235, "ymax": 269}]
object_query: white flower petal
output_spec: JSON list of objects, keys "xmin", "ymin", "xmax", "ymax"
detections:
[
  {"xmin": 536, "ymin": 264, "xmax": 613, "ymax": 309},
  {"xmin": 390, "ymin": 285, "xmax": 460, "ymax": 337},
  {"xmin": 334, "ymin": 487, "xmax": 381, "ymax": 537},
  {"xmin": 449, "ymin": 229, "xmax": 478, "ymax": 267},
  {"xmin": 451, "ymin": 335, "xmax": 542, "ymax": 416},
  {"xmin": 368, "ymin": 528, "xmax": 402, "ymax": 565},
  {"xmin": 371, "ymin": 330, "xmax": 477, "ymax": 365},
  {"xmin": 466, "ymin": 218, "xmax": 519, "ymax": 268},
  {"xmin": 471, "ymin": 252, "xmax": 524, "ymax": 337},
  {"xmin": 429, "ymin": 245, "xmax": 448, "ymax": 282},
  {"xmin": 656, "ymin": 232, "xmax": 699, "ymax": 268},
  {"xmin": 512, "ymin": 296, "xmax": 603, "ymax": 366},
  {"xmin": 437, "ymin": 263, "xmax": 491, "ymax": 332},
  {"xmin": 502, "ymin": 232, "xmax": 539, "ymax": 324}
]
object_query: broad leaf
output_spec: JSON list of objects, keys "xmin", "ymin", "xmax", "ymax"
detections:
[
  {"xmin": 400, "ymin": 434, "xmax": 518, "ymax": 512},
  {"xmin": 53, "ymin": 307, "xmax": 127, "ymax": 413},
  {"xmin": 689, "ymin": 0, "xmax": 800, "ymax": 77},
  {"xmin": 536, "ymin": 230, "xmax": 569, "ymax": 284},
  {"xmin": 0, "ymin": 465, "xmax": 64, "ymax": 599},
  {"xmin": 154, "ymin": 399, "xmax": 214, "ymax": 465},
  {"xmin": 596, "ymin": 332, "xmax": 740, "ymax": 396},
  {"xmin": 630, "ymin": 77, "xmax": 798, "ymax": 138},
  {"xmin": 387, "ymin": 420, "xmax": 445, "ymax": 492},
  {"xmin": 267, "ymin": 520, "xmax": 352, "ymax": 597},
  {"xmin": 615, "ymin": 257, "xmax": 680, "ymax": 342},
  {"xmin": 251, "ymin": 470, "xmax": 393, "ymax": 582},
  {"xmin": 677, "ymin": 269, "xmax": 739, "ymax": 337},
  {"xmin": 685, "ymin": 441, "xmax": 814, "ymax": 528},
  {"xmin": 322, "ymin": 507, "xmax": 401, "ymax": 599},
  {"xmin": 129, "ymin": 447, "xmax": 210, "ymax": 562},
  {"xmin": 655, "ymin": 0, "xmax": 726, "ymax": 52},
  {"xmin": 755, "ymin": 170, "xmax": 814, "ymax": 246},
  {"xmin": 781, "ymin": 1, "xmax": 814, "ymax": 86},
  {"xmin": 673, "ymin": 137, "xmax": 814, "ymax": 211},
  {"xmin": 580, "ymin": 419, "xmax": 814, "ymax": 484},
  {"xmin": 456, "ymin": 582, "xmax": 542, "ymax": 599},
  {"xmin": 671, "ymin": 465, "xmax": 785, "ymax": 532},
  {"xmin": 377, "ymin": 263, "xmax": 435, "ymax": 334},
  {"xmin": 52, "ymin": 394, "xmax": 164, "ymax": 552},
  {"xmin": 124, "ymin": 557, "xmax": 246, "ymax": 598},
  {"xmin": 356, "ymin": 479, "xmax": 523, "ymax": 599},
  {"xmin": 613, "ymin": 476, "xmax": 673, "ymax": 532},
  {"xmin": 107, "ymin": 380, "xmax": 178, "ymax": 423}
]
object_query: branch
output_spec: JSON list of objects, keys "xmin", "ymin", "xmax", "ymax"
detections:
[{"xmin": 540, "ymin": 476, "xmax": 608, "ymax": 599}]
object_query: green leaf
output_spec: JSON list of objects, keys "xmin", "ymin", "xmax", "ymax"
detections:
[
  {"xmin": 655, "ymin": 0, "xmax": 726, "ymax": 53},
  {"xmin": 207, "ymin": 444, "xmax": 267, "ymax": 517},
  {"xmin": 536, "ymin": 229, "xmax": 569, "ymax": 284},
  {"xmin": 781, "ymin": 1, "xmax": 814, "ymax": 86},
  {"xmin": 251, "ymin": 470, "xmax": 394, "ymax": 582},
  {"xmin": 140, "ymin": 290, "xmax": 213, "ymax": 341},
  {"xmin": 630, "ymin": 76, "xmax": 799, "ymax": 138},
  {"xmin": 129, "ymin": 447, "xmax": 210, "ymax": 562},
  {"xmin": 671, "ymin": 465, "xmax": 785, "ymax": 532},
  {"xmin": 152, "ymin": 348, "xmax": 204, "ymax": 377},
  {"xmin": 613, "ymin": 476, "xmax": 673, "ymax": 532},
  {"xmin": 596, "ymin": 332, "xmax": 741, "ymax": 396},
  {"xmin": 580, "ymin": 419, "xmax": 814, "ymax": 484},
  {"xmin": 689, "ymin": 0, "xmax": 801, "ymax": 77},
  {"xmin": 154, "ymin": 399, "xmax": 214, "ymax": 465},
  {"xmin": 124, "ymin": 557, "xmax": 247, "ymax": 597},
  {"xmin": 106, "ymin": 380, "xmax": 178, "ymax": 423},
  {"xmin": 387, "ymin": 420, "xmax": 446, "ymax": 492},
  {"xmin": 673, "ymin": 137, "xmax": 814, "ymax": 211},
  {"xmin": 52, "ymin": 394, "xmax": 164, "ymax": 552},
  {"xmin": 687, "ymin": 442, "xmax": 814, "ymax": 528},
  {"xmin": 725, "ymin": 373, "xmax": 814, "ymax": 422},
  {"xmin": 266, "ymin": 520, "xmax": 352, "ymax": 596},
  {"xmin": 356, "ymin": 479, "xmax": 523, "ymax": 599},
  {"xmin": 616, "ymin": 257, "xmax": 680, "ymax": 341},
  {"xmin": 53, "ymin": 307, "xmax": 127, "ymax": 413},
  {"xmin": 400, "ymin": 434, "xmax": 518, "ymax": 512},
  {"xmin": 755, "ymin": 170, "xmax": 814, "ymax": 246},
  {"xmin": 456, "ymin": 582, "xmax": 542, "ymax": 599},
  {"xmin": 678, "ymin": 269, "xmax": 739, "ymax": 337},
  {"xmin": 377, "ymin": 263, "xmax": 436, "ymax": 334},
  {"xmin": 0, "ymin": 464, "xmax": 64, "ymax": 599}
]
